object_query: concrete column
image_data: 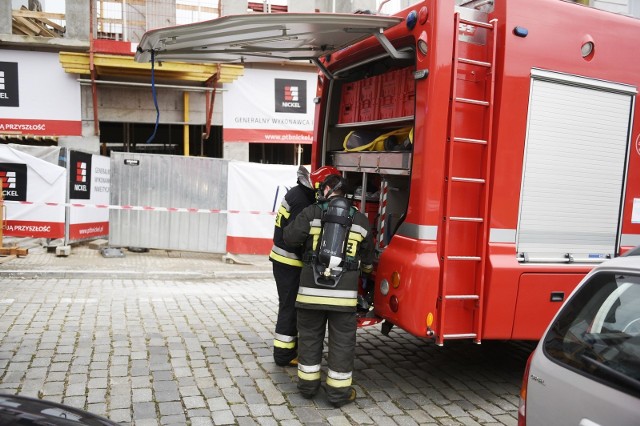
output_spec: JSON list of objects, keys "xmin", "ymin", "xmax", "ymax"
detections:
[
  {"xmin": 223, "ymin": 142, "xmax": 249, "ymax": 161},
  {"xmin": 319, "ymin": 0, "xmax": 334, "ymax": 12},
  {"xmin": 289, "ymin": 0, "xmax": 376, "ymax": 13},
  {"xmin": 335, "ymin": 0, "xmax": 353, "ymax": 12},
  {"xmin": 71, "ymin": 86, "xmax": 100, "ymax": 154},
  {"xmin": 125, "ymin": 1, "xmax": 145, "ymax": 43},
  {"xmin": 221, "ymin": 0, "xmax": 248, "ymax": 16},
  {"xmin": 0, "ymin": 0, "xmax": 12, "ymax": 35},
  {"xmin": 219, "ymin": 0, "xmax": 247, "ymax": 161},
  {"xmin": 58, "ymin": 135, "xmax": 101, "ymax": 155},
  {"xmin": 313, "ymin": 0, "xmax": 343, "ymax": 12},
  {"xmin": 352, "ymin": 0, "xmax": 377, "ymax": 12},
  {"xmin": 146, "ymin": 0, "xmax": 176, "ymax": 31},
  {"xmin": 287, "ymin": 0, "xmax": 316, "ymax": 12},
  {"xmin": 377, "ymin": 0, "xmax": 418, "ymax": 14},
  {"xmin": 65, "ymin": 0, "xmax": 90, "ymax": 40},
  {"xmin": 401, "ymin": 0, "xmax": 422, "ymax": 10}
]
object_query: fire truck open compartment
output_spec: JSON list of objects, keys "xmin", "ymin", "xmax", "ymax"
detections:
[{"xmin": 320, "ymin": 44, "xmax": 416, "ymax": 253}]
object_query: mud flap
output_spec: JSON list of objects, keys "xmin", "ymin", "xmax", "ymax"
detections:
[{"xmin": 380, "ymin": 320, "xmax": 394, "ymax": 335}]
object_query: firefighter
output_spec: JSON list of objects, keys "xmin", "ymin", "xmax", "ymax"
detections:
[
  {"xmin": 270, "ymin": 165, "xmax": 340, "ymax": 367},
  {"xmin": 283, "ymin": 174, "xmax": 374, "ymax": 407}
]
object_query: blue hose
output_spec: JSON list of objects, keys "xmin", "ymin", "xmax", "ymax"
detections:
[{"xmin": 146, "ymin": 50, "xmax": 159, "ymax": 144}]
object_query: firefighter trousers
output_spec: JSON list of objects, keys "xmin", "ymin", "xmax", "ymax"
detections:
[
  {"xmin": 297, "ymin": 307, "xmax": 356, "ymax": 406},
  {"xmin": 272, "ymin": 262, "xmax": 301, "ymax": 366}
]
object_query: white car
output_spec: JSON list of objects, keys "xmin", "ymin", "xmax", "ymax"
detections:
[{"xmin": 518, "ymin": 254, "xmax": 640, "ymax": 426}]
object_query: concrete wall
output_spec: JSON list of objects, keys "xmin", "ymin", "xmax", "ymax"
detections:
[
  {"xmin": 221, "ymin": 0, "xmax": 248, "ymax": 15},
  {"xmin": 81, "ymin": 86, "xmax": 223, "ymax": 126},
  {"xmin": 223, "ymin": 142, "xmax": 249, "ymax": 161},
  {"xmin": 58, "ymin": 133, "xmax": 100, "ymax": 155},
  {"xmin": 65, "ymin": 0, "xmax": 90, "ymax": 40},
  {"xmin": 0, "ymin": 0, "xmax": 11, "ymax": 35},
  {"xmin": 288, "ymin": 0, "xmax": 376, "ymax": 12},
  {"xmin": 352, "ymin": 0, "xmax": 377, "ymax": 12},
  {"xmin": 146, "ymin": 0, "xmax": 176, "ymax": 30},
  {"xmin": 125, "ymin": 1, "xmax": 146, "ymax": 43},
  {"xmin": 78, "ymin": 84, "xmax": 222, "ymax": 155}
]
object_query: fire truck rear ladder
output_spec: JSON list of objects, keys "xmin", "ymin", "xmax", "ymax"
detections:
[{"xmin": 437, "ymin": 15, "xmax": 497, "ymax": 345}]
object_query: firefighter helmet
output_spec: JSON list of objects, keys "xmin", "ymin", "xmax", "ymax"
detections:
[
  {"xmin": 297, "ymin": 165, "xmax": 312, "ymax": 189},
  {"xmin": 310, "ymin": 166, "xmax": 340, "ymax": 189}
]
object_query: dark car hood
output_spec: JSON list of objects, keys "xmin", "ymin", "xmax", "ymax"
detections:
[{"xmin": 0, "ymin": 394, "xmax": 118, "ymax": 425}]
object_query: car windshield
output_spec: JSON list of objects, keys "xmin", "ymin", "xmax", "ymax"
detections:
[{"xmin": 543, "ymin": 271, "xmax": 640, "ymax": 398}]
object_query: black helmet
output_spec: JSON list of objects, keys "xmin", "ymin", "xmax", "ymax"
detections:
[{"xmin": 319, "ymin": 175, "xmax": 349, "ymax": 199}]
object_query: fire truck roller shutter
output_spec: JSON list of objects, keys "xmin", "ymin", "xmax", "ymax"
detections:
[{"xmin": 516, "ymin": 69, "xmax": 636, "ymax": 263}]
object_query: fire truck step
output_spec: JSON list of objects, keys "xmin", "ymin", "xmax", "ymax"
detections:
[
  {"xmin": 449, "ymin": 216, "xmax": 483, "ymax": 222},
  {"xmin": 455, "ymin": 97, "xmax": 490, "ymax": 106},
  {"xmin": 442, "ymin": 333, "xmax": 478, "ymax": 339},
  {"xmin": 452, "ymin": 177, "xmax": 486, "ymax": 184},
  {"xmin": 458, "ymin": 57, "xmax": 491, "ymax": 68},
  {"xmin": 453, "ymin": 137, "xmax": 487, "ymax": 145},
  {"xmin": 445, "ymin": 294, "xmax": 480, "ymax": 300},
  {"xmin": 447, "ymin": 256, "xmax": 482, "ymax": 261}
]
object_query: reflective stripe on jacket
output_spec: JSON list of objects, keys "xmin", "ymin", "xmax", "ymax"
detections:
[
  {"xmin": 269, "ymin": 246, "xmax": 303, "ymax": 267},
  {"xmin": 296, "ymin": 286, "xmax": 359, "ymax": 307},
  {"xmin": 269, "ymin": 184, "xmax": 315, "ymax": 267}
]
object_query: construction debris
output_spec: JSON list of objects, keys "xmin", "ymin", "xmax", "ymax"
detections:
[
  {"xmin": 100, "ymin": 247, "xmax": 125, "ymax": 258},
  {"xmin": 12, "ymin": 7, "xmax": 65, "ymax": 38},
  {"xmin": 0, "ymin": 246, "xmax": 28, "ymax": 257},
  {"xmin": 0, "ymin": 192, "xmax": 28, "ymax": 258}
]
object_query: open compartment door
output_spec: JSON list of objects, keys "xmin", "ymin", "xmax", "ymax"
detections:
[{"xmin": 135, "ymin": 13, "xmax": 402, "ymax": 64}]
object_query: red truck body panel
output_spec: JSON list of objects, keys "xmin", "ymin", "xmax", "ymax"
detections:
[{"xmin": 314, "ymin": 0, "xmax": 640, "ymax": 342}]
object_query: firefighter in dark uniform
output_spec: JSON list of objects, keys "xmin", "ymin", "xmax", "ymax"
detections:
[
  {"xmin": 270, "ymin": 165, "xmax": 340, "ymax": 367},
  {"xmin": 283, "ymin": 174, "xmax": 374, "ymax": 407}
]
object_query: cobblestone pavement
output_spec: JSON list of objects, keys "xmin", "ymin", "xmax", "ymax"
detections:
[{"xmin": 0, "ymin": 273, "xmax": 534, "ymax": 426}]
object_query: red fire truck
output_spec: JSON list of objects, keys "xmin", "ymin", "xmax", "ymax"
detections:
[{"xmin": 136, "ymin": 0, "xmax": 640, "ymax": 344}]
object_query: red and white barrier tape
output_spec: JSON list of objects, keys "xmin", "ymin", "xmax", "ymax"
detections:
[{"xmin": 0, "ymin": 200, "xmax": 277, "ymax": 216}]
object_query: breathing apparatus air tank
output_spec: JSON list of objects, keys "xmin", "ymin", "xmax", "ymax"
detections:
[{"xmin": 313, "ymin": 196, "xmax": 353, "ymax": 287}]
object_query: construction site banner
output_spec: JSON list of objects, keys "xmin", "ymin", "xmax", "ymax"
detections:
[
  {"xmin": 0, "ymin": 145, "xmax": 66, "ymax": 239},
  {"xmin": 0, "ymin": 50, "xmax": 82, "ymax": 136},
  {"xmin": 222, "ymin": 67, "xmax": 316, "ymax": 144},
  {"xmin": 67, "ymin": 150, "xmax": 110, "ymax": 243},
  {"xmin": 226, "ymin": 161, "xmax": 298, "ymax": 254}
]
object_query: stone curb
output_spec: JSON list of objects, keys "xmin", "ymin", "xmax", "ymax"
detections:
[{"xmin": 0, "ymin": 269, "xmax": 274, "ymax": 280}]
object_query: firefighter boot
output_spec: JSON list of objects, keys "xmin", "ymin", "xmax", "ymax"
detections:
[
  {"xmin": 330, "ymin": 387, "xmax": 356, "ymax": 408},
  {"xmin": 297, "ymin": 363, "xmax": 321, "ymax": 399}
]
